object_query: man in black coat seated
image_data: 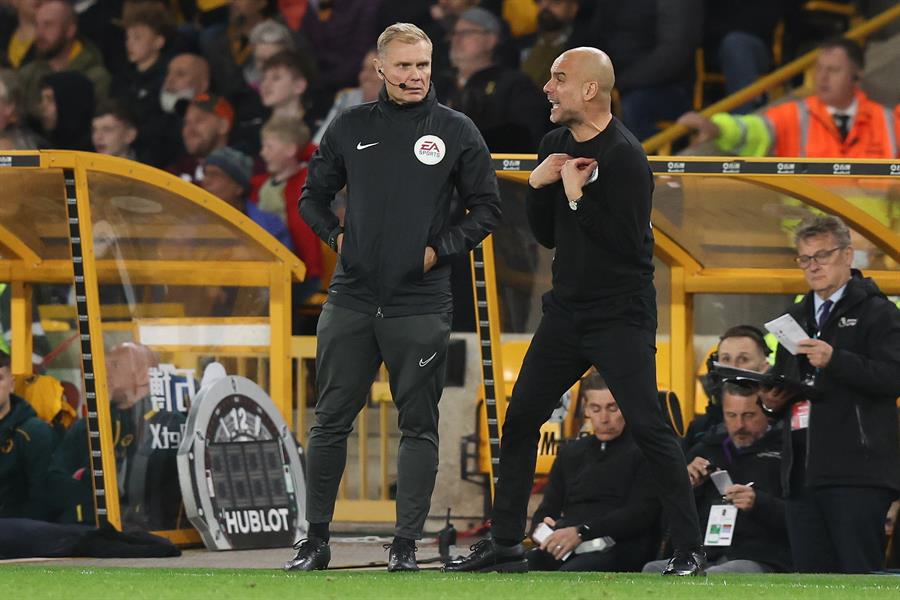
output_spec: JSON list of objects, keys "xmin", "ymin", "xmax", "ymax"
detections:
[
  {"xmin": 526, "ymin": 371, "xmax": 661, "ymax": 572},
  {"xmin": 644, "ymin": 382, "xmax": 791, "ymax": 573}
]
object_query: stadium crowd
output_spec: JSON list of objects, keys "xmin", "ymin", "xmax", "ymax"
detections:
[{"xmin": 1, "ymin": 0, "xmax": 898, "ymax": 301}]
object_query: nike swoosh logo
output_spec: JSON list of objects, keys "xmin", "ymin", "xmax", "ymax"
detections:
[
  {"xmin": 357, "ymin": 141, "xmax": 379, "ymax": 150},
  {"xmin": 418, "ymin": 352, "xmax": 437, "ymax": 367}
]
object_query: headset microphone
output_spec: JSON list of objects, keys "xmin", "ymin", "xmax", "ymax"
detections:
[{"xmin": 379, "ymin": 69, "xmax": 407, "ymax": 90}]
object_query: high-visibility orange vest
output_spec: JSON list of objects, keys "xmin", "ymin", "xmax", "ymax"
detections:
[{"xmin": 764, "ymin": 90, "xmax": 898, "ymax": 158}]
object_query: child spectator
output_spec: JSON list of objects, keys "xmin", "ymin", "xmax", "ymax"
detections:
[
  {"xmin": 112, "ymin": 2, "xmax": 173, "ymax": 164},
  {"xmin": 92, "ymin": 101, "xmax": 139, "ymax": 160},
  {"xmin": 253, "ymin": 114, "xmax": 322, "ymax": 303},
  {"xmin": 258, "ymin": 49, "xmax": 310, "ymax": 126}
]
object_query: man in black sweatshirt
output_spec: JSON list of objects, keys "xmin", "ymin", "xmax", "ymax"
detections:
[
  {"xmin": 527, "ymin": 371, "xmax": 660, "ymax": 572},
  {"xmin": 446, "ymin": 47, "xmax": 704, "ymax": 575},
  {"xmin": 286, "ymin": 22, "xmax": 501, "ymax": 573}
]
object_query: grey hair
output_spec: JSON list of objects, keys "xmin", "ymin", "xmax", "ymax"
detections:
[
  {"xmin": 793, "ymin": 214, "xmax": 851, "ymax": 247},
  {"xmin": 249, "ymin": 20, "xmax": 295, "ymax": 48}
]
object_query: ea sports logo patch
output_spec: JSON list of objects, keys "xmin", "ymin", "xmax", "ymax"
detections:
[{"xmin": 414, "ymin": 135, "xmax": 445, "ymax": 165}]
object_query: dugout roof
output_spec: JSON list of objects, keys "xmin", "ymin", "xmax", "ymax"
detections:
[{"xmin": 0, "ymin": 151, "xmax": 304, "ymax": 537}]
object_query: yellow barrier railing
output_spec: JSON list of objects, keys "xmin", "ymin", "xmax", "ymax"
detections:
[
  {"xmin": 642, "ymin": 2, "xmax": 900, "ymax": 155},
  {"xmin": 290, "ymin": 336, "xmax": 397, "ymax": 522}
]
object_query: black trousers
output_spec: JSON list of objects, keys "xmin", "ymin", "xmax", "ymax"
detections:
[
  {"xmin": 525, "ymin": 536, "xmax": 654, "ymax": 572},
  {"xmin": 490, "ymin": 292, "xmax": 702, "ymax": 550},
  {"xmin": 305, "ymin": 303, "xmax": 451, "ymax": 539},
  {"xmin": 786, "ymin": 485, "xmax": 895, "ymax": 573}
]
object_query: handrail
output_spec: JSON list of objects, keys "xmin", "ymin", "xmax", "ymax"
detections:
[{"xmin": 642, "ymin": 3, "xmax": 900, "ymax": 155}]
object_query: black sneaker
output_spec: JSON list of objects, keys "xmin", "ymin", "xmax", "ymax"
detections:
[
  {"xmin": 385, "ymin": 538, "xmax": 419, "ymax": 572},
  {"xmin": 661, "ymin": 549, "xmax": 707, "ymax": 576},
  {"xmin": 442, "ymin": 538, "xmax": 528, "ymax": 573},
  {"xmin": 284, "ymin": 538, "xmax": 331, "ymax": 571}
]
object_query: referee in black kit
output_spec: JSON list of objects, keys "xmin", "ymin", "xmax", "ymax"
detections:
[
  {"xmin": 446, "ymin": 48, "xmax": 704, "ymax": 575},
  {"xmin": 285, "ymin": 23, "xmax": 501, "ymax": 572}
]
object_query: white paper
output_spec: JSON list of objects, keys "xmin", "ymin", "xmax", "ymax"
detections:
[
  {"xmin": 531, "ymin": 523, "xmax": 572, "ymax": 561},
  {"xmin": 531, "ymin": 522, "xmax": 553, "ymax": 544},
  {"xmin": 710, "ymin": 470, "xmax": 734, "ymax": 495},
  {"xmin": 764, "ymin": 313, "xmax": 809, "ymax": 355}
]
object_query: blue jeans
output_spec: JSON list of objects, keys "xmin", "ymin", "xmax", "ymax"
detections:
[
  {"xmin": 717, "ymin": 31, "xmax": 771, "ymax": 113},
  {"xmin": 620, "ymin": 84, "xmax": 691, "ymax": 141}
]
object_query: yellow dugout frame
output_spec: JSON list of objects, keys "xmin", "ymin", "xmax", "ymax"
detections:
[{"xmin": 0, "ymin": 151, "xmax": 304, "ymax": 540}]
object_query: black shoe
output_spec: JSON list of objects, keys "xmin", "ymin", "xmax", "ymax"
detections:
[
  {"xmin": 661, "ymin": 549, "xmax": 707, "ymax": 576},
  {"xmin": 284, "ymin": 538, "xmax": 331, "ymax": 571},
  {"xmin": 442, "ymin": 538, "xmax": 528, "ymax": 573},
  {"xmin": 385, "ymin": 538, "xmax": 419, "ymax": 572}
]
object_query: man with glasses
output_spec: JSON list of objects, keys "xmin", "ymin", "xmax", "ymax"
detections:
[
  {"xmin": 434, "ymin": 7, "xmax": 549, "ymax": 152},
  {"xmin": 760, "ymin": 214, "xmax": 900, "ymax": 573}
]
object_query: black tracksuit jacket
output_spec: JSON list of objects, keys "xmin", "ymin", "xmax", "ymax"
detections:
[
  {"xmin": 531, "ymin": 433, "xmax": 660, "ymax": 543},
  {"xmin": 299, "ymin": 85, "xmax": 502, "ymax": 317},
  {"xmin": 771, "ymin": 271, "xmax": 900, "ymax": 497}
]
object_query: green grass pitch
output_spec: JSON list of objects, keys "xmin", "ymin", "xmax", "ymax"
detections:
[{"xmin": 3, "ymin": 567, "xmax": 900, "ymax": 599}]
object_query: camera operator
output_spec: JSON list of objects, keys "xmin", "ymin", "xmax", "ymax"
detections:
[{"xmin": 685, "ymin": 325, "xmax": 772, "ymax": 449}]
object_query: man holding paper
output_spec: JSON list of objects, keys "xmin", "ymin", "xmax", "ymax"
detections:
[
  {"xmin": 527, "ymin": 371, "xmax": 660, "ymax": 572},
  {"xmin": 643, "ymin": 382, "xmax": 791, "ymax": 573},
  {"xmin": 761, "ymin": 215, "xmax": 900, "ymax": 574}
]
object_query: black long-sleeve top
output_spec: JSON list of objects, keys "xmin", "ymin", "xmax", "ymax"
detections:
[
  {"xmin": 527, "ymin": 119, "xmax": 655, "ymax": 306},
  {"xmin": 531, "ymin": 433, "xmax": 660, "ymax": 541},
  {"xmin": 300, "ymin": 86, "xmax": 502, "ymax": 317}
]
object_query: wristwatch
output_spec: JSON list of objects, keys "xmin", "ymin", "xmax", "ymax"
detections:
[
  {"xmin": 568, "ymin": 196, "xmax": 582, "ymax": 211},
  {"xmin": 576, "ymin": 523, "xmax": 591, "ymax": 539},
  {"xmin": 327, "ymin": 226, "xmax": 344, "ymax": 252}
]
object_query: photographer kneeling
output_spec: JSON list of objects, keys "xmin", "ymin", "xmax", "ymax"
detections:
[{"xmin": 526, "ymin": 371, "xmax": 660, "ymax": 572}]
